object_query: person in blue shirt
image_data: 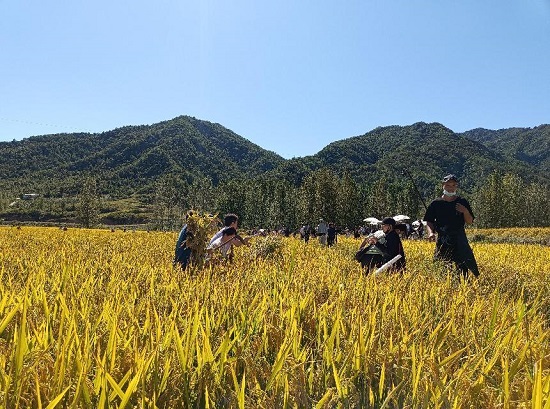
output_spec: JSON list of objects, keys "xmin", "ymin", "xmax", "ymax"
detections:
[{"xmin": 174, "ymin": 212, "xmax": 193, "ymax": 270}]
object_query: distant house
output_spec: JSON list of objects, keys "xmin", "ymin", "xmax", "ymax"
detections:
[{"xmin": 21, "ymin": 193, "xmax": 40, "ymax": 200}]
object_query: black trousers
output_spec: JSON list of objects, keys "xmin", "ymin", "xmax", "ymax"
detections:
[{"xmin": 435, "ymin": 234, "xmax": 479, "ymax": 277}]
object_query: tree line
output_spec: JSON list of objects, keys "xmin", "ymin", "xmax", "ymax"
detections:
[
  {"xmin": 1, "ymin": 169, "xmax": 547, "ymax": 230},
  {"xmin": 151, "ymin": 170, "xmax": 550, "ymax": 231}
]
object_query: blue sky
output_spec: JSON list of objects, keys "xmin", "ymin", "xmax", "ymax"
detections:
[{"xmin": 1, "ymin": 1, "xmax": 549, "ymax": 158}]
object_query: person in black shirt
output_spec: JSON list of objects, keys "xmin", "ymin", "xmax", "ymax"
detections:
[
  {"xmin": 358, "ymin": 217, "xmax": 406, "ymax": 273},
  {"xmin": 424, "ymin": 174, "xmax": 479, "ymax": 278},
  {"xmin": 327, "ymin": 222, "xmax": 338, "ymax": 247},
  {"xmin": 376, "ymin": 217, "xmax": 406, "ymax": 271}
]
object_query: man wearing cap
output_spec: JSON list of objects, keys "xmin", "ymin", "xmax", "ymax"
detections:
[
  {"xmin": 358, "ymin": 217, "xmax": 406, "ymax": 272},
  {"xmin": 423, "ymin": 174, "xmax": 480, "ymax": 278},
  {"xmin": 376, "ymin": 217, "xmax": 406, "ymax": 271}
]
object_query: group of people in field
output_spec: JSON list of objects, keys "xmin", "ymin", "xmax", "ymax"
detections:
[
  {"xmin": 174, "ymin": 174, "xmax": 480, "ymax": 279},
  {"xmin": 174, "ymin": 213, "xmax": 249, "ymax": 270},
  {"xmin": 356, "ymin": 173, "xmax": 479, "ymax": 277},
  {"xmin": 299, "ymin": 220, "xmax": 338, "ymax": 246}
]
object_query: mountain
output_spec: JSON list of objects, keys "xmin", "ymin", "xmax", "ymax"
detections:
[
  {"xmin": 270, "ymin": 122, "xmax": 546, "ymax": 191},
  {"xmin": 0, "ymin": 116, "xmax": 285, "ymax": 195},
  {"xmin": 460, "ymin": 125, "xmax": 550, "ymax": 172},
  {"xmin": 2, "ymin": 118, "xmax": 547, "ymax": 195},
  {"xmin": 1, "ymin": 117, "xmax": 548, "ymax": 223}
]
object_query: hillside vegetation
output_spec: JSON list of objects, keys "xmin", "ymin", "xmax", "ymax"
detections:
[
  {"xmin": 0, "ymin": 116, "xmax": 548, "ymax": 227},
  {"xmin": 0, "ymin": 116, "xmax": 284, "ymax": 196},
  {"xmin": 461, "ymin": 125, "xmax": 550, "ymax": 172}
]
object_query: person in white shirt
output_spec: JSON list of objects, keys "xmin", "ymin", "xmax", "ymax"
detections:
[
  {"xmin": 207, "ymin": 227, "xmax": 237, "ymax": 260},
  {"xmin": 209, "ymin": 213, "xmax": 248, "ymax": 247},
  {"xmin": 317, "ymin": 219, "xmax": 328, "ymax": 245}
]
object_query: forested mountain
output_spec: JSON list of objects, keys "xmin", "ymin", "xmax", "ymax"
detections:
[
  {"xmin": 270, "ymin": 122, "xmax": 546, "ymax": 192},
  {"xmin": 460, "ymin": 125, "xmax": 550, "ymax": 172},
  {"xmin": 1, "ymin": 116, "xmax": 548, "ymax": 227},
  {"xmin": 0, "ymin": 115, "xmax": 284, "ymax": 196}
]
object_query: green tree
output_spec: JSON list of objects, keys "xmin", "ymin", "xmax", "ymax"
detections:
[
  {"xmin": 188, "ymin": 177, "xmax": 217, "ymax": 213},
  {"xmin": 270, "ymin": 180, "xmax": 299, "ymax": 229},
  {"xmin": 338, "ymin": 172, "xmax": 362, "ymax": 229},
  {"xmin": 390, "ymin": 180, "xmax": 423, "ymax": 221},
  {"xmin": 500, "ymin": 173, "xmax": 524, "ymax": 227},
  {"xmin": 0, "ymin": 191, "xmax": 12, "ymax": 213},
  {"xmin": 297, "ymin": 174, "xmax": 316, "ymax": 226},
  {"xmin": 472, "ymin": 172, "xmax": 544, "ymax": 228},
  {"xmin": 151, "ymin": 175, "xmax": 184, "ymax": 230},
  {"xmin": 217, "ymin": 180, "xmax": 248, "ymax": 226},
  {"xmin": 523, "ymin": 182, "xmax": 550, "ymax": 227},
  {"xmin": 242, "ymin": 179, "xmax": 268, "ymax": 228},
  {"xmin": 472, "ymin": 172, "xmax": 501, "ymax": 228},
  {"xmin": 313, "ymin": 168, "xmax": 339, "ymax": 223},
  {"xmin": 77, "ymin": 177, "xmax": 100, "ymax": 228},
  {"xmin": 368, "ymin": 177, "xmax": 391, "ymax": 220}
]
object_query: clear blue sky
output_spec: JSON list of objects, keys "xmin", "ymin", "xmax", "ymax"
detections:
[{"xmin": 1, "ymin": 1, "xmax": 549, "ymax": 158}]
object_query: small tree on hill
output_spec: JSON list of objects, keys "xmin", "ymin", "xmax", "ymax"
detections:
[{"xmin": 77, "ymin": 177, "xmax": 100, "ymax": 228}]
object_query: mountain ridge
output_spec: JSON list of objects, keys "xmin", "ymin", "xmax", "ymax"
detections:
[
  {"xmin": 460, "ymin": 125, "xmax": 550, "ymax": 172},
  {"xmin": 1, "ymin": 116, "xmax": 548, "ymax": 197}
]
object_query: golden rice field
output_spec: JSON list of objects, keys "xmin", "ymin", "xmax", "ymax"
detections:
[
  {"xmin": 468, "ymin": 227, "xmax": 550, "ymax": 246},
  {"xmin": 0, "ymin": 226, "xmax": 549, "ymax": 408}
]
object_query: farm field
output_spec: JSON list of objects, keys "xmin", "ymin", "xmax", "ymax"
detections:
[
  {"xmin": 0, "ymin": 226, "xmax": 549, "ymax": 408},
  {"xmin": 467, "ymin": 227, "xmax": 550, "ymax": 246}
]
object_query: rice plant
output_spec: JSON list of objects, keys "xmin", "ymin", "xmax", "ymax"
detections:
[{"xmin": 0, "ymin": 226, "xmax": 548, "ymax": 408}]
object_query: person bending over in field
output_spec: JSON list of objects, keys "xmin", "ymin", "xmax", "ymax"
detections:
[
  {"xmin": 206, "ymin": 227, "xmax": 237, "ymax": 263},
  {"xmin": 370, "ymin": 217, "xmax": 406, "ymax": 272},
  {"xmin": 209, "ymin": 213, "xmax": 249, "ymax": 246},
  {"xmin": 208, "ymin": 213, "xmax": 249, "ymax": 262},
  {"xmin": 424, "ymin": 174, "xmax": 479, "ymax": 278},
  {"xmin": 356, "ymin": 217, "xmax": 406, "ymax": 273}
]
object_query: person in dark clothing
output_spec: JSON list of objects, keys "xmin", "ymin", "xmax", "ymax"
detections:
[
  {"xmin": 300, "ymin": 224, "xmax": 311, "ymax": 243},
  {"xmin": 372, "ymin": 217, "xmax": 406, "ymax": 272},
  {"xmin": 309, "ymin": 225, "xmax": 316, "ymax": 242},
  {"xmin": 304, "ymin": 224, "xmax": 311, "ymax": 243},
  {"xmin": 415, "ymin": 220, "xmax": 424, "ymax": 239},
  {"xmin": 327, "ymin": 222, "xmax": 338, "ymax": 247},
  {"xmin": 424, "ymin": 174, "xmax": 479, "ymax": 278},
  {"xmin": 174, "ymin": 212, "xmax": 193, "ymax": 270},
  {"xmin": 394, "ymin": 223, "xmax": 408, "ymax": 238},
  {"xmin": 356, "ymin": 217, "xmax": 406, "ymax": 273},
  {"xmin": 282, "ymin": 226, "xmax": 291, "ymax": 237}
]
